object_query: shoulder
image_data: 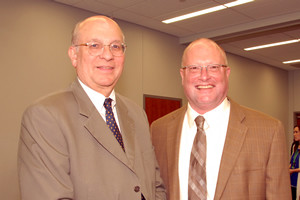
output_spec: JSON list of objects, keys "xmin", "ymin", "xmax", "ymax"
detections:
[
  {"xmin": 116, "ymin": 93, "xmax": 140, "ymax": 109},
  {"xmin": 115, "ymin": 93, "xmax": 146, "ymax": 117},
  {"xmin": 23, "ymin": 86, "xmax": 76, "ymax": 119},
  {"xmin": 115, "ymin": 93, "xmax": 148, "ymax": 122},
  {"xmin": 230, "ymin": 99, "xmax": 283, "ymax": 127},
  {"xmin": 151, "ymin": 105, "xmax": 187, "ymax": 128}
]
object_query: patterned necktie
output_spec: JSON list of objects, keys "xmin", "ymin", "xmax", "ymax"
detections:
[
  {"xmin": 188, "ymin": 115, "xmax": 207, "ymax": 200},
  {"xmin": 103, "ymin": 98, "xmax": 125, "ymax": 151}
]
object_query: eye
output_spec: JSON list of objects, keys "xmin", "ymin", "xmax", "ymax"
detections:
[
  {"xmin": 111, "ymin": 43, "xmax": 122, "ymax": 51},
  {"xmin": 89, "ymin": 43, "xmax": 100, "ymax": 49},
  {"xmin": 209, "ymin": 64, "xmax": 220, "ymax": 70},
  {"xmin": 189, "ymin": 66, "xmax": 199, "ymax": 70}
]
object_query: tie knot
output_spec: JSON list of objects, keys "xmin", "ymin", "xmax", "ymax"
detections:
[
  {"xmin": 104, "ymin": 98, "xmax": 113, "ymax": 110},
  {"xmin": 195, "ymin": 115, "xmax": 205, "ymax": 130}
]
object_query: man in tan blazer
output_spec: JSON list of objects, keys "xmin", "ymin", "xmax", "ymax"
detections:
[
  {"xmin": 18, "ymin": 16, "xmax": 166, "ymax": 200},
  {"xmin": 150, "ymin": 38, "xmax": 291, "ymax": 199}
]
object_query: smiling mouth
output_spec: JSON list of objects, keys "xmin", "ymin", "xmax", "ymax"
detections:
[
  {"xmin": 197, "ymin": 85, "xmax": 213, "ymax": 89},
  {"xmin": 97, "ymin": 66, "xmax": 113, "ymax": 70}
]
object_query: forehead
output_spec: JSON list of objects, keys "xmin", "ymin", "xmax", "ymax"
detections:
[
  {"xmin": 78, "ymin": 18, "xmax": 123, "ymax": 43},
  {"xmin": 183, "ymin": 41, "xmax": 225, "ymax": 65}
]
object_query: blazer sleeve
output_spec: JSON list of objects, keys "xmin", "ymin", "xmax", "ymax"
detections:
[
  {"xmin": 266, "ymin": 120, "xmax": 292, "ymax": 199},
  {"xmin": 154, "ymin": 158, "xmax": 167, "ymax": 200},
  {"xmin": 18, "ymin": 104, "xmax": 74, "ymax": 200},
  {"xmin": 140, "ymin": 108, "xmax": 167, "ymax": 200}
]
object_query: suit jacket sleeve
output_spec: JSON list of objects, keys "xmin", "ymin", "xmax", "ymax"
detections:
[
  {"xmin": 266, "ymin": 120, "xmax": 291, "ymax": 199},
  {"xmin": 18, "ymin": 102, "xmax": 74, "ymax": 199}
]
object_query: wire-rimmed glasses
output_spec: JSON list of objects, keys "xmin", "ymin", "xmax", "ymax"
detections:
[
  {"xmin": 181, "ymin": 64, "xmax": 227, "ymax": 74},
  {"xmin": 74, "ymin": 41, "xmax": 127, "ymax": 57}
]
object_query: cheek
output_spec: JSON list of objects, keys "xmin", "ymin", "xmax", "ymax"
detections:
[
  {"xmin": 116, "ymin": 58, "xmax": 125, "ymax": 68},
  {"xmin": 81, "ymin": 56, "xmax": 95, "ymax": 68},
  {"xmin": 216, "ymin": 75, "xmax": 229, "ymax": 88},
  {"xmin": 183, "ymin": 77, "xmax": 194, "ymax": 93},
  {"xmin": 185, "ymin": 75, "xmax": 196, "ymax": 84},
  {"xmin": 183, "ymin": 78, "xmax": 198, "ymax": 97}
]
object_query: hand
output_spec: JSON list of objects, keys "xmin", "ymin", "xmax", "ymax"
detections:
[{"xmin": 290, "ymin": 168, "xmax": 300, "ymax": 174}]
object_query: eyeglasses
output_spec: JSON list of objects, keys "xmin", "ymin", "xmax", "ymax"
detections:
[
  {"xmin": 181, "ymin": 64, "xmax": 227, "ymax": 74},
  {"xmin": 74, "ymin": 42, "xmax": 127, "ymax": 57}
]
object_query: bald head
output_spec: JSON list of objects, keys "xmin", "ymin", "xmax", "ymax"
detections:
[
  {"xmin": 71, "ymin": 16, "xmax": 125, "ymax": 45},
  {"xmin": 182, "ymin": 38, "xmax": 227, "ymax": 67}
]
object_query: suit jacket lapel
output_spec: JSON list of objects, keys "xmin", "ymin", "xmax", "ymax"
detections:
[
  {"xmin": 214, "ymin": 99, "xmax": 248, "ymax": 200},
  {"xmin": 70, "ymin": 80, "xmax": 131, "ymax": 169},
  {"xmin": 115, "ymin": 94, "xmax": 136, "ymax": 169},
  {"xmin": 167, "ymin": 106, "xmax": 187, "ymax": 200}
]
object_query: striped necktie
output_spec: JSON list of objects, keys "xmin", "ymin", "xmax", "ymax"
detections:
[{"xmin": 188, "ymin": 115, "xmax": 207, "ymax": 200}]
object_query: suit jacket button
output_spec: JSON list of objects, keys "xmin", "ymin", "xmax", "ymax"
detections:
[{"xmin": 134, "ymin": 186, "xmax": 140, "ymax": 192}]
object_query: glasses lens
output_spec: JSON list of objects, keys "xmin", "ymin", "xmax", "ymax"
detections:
[
  {"xmin": 207, "ymin": 64, "xmax": 221, "ymax": 72},
  {"xmin": 188, "ymin": 66, "xmax": 201, "ymax": 73},
  {"xmin": 88, "ymin": 43, "xmax": 102, "ymax": 56},
  {"xmin": 110, "ymin": 43, "xmax": 126, "ymax": 56}
]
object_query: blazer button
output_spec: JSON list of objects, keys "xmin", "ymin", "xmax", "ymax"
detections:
[{"xmin": 134, "ymin": 186, "xmax": 140, "ymax": 192}]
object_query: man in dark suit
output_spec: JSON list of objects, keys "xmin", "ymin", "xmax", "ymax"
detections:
[
  {"xmin": 150, "ymin": 38, "xmax": 291, "ymax": 199},
  {"xmin": 18, "ymin": 15, "xmax": 166, "ymax": 200}
]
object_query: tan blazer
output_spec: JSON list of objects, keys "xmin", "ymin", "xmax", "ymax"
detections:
[
  {"xmin": 150, "ymin": 99, "xmax": 291, "ymax": 200},
  {"xmin": 18, "ymin": 79, "xmax": 166, "ymax": 200}
]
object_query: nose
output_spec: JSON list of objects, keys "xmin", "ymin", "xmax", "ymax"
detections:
[
  {"xmin": 199, "ymin": 66, "xmax": 209, "ymax": 79},
  {"xmin": 99, "ymin": 45, "xmax": 114, "ymax": 60}
]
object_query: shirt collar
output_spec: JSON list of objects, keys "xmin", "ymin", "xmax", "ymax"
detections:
[
  {"xmin": 78, "ymin": 78, "xmax": 116, "ymax": 108},
  {"xmin": 186, "ymin": 98, "xmax": 230, "ymax": 129}
]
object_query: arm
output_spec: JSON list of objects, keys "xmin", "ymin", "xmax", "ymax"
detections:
[
  {"xmin": 290, "ymin": 168, "xmax": 300, "ymax": 174},
  {"xmin": 266, "ymin": 121, "xmax": 292, "ymax": 199},
  {"xmin": 289, "ymin": 152, "xmax": 300, "ymax": 174},
  {"xmin": 154, "ymin": 155, "xmax": 167, "ymax": 200},
  {"xmin": 18, "ymin": 104, "xmax": 73, "ymax": 200},
  {"xmin": 142, "ymin": 111, "xmax": 166, "ymax": 200}
]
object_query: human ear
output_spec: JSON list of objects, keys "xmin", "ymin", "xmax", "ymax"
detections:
[{"xmin": 68, "ymin": 46, "xmax": 78, "ymax": 68}]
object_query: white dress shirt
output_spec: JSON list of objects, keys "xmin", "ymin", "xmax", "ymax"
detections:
[
  {"xmin": 78, "ymin": 78, "xmax": 121, "ymax": 129},
  {"xmin": 178, "ymin": 98, "xmax": 230, "ymax": 200}
]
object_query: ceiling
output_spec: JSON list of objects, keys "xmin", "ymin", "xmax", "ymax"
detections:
[{"xmin": 54, "ymin": 0, "xmax": 300, "ymax": 70}]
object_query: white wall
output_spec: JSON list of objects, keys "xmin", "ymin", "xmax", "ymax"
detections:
[
  {"xmin": 115, "ymin": 21, "xmax": 186, "ymax": 106},
  {"xmin": 0, "ymin": 0, "xmax": 290, "ymax": 199},
  {"xmin": 228, "ymin": 53, "xmax": 289, "ymax": 126}
]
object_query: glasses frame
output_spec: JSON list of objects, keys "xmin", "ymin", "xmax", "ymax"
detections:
[
  {"xmin": 74, "ymin": 42, "xmax": 127, "ymax": 57},
  {"xmin": 181, "ymin": 64, "xmax": 227, "ymax": 74}
]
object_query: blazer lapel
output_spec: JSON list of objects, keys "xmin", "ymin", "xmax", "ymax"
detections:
[
  {"xmin": 115, "ymin": 95, "xmax": 136, "ymax": 170},
  {"xmin": 214, "ymin": 100, "xmax": 248, "ymax": 200},
  {"xmin": 167, "ymin": 106, "xmax": 187, "ymax": 200},
  {"xmin": 71, "ymin": 80, "xmax": 131, "ymax": 169},
  {"xmin": 85, "ymin": 111, "xmax": 130, "ymax": 163}
]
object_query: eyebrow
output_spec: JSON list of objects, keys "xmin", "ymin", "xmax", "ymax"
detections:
[{"xmin": 88, "ymin": 39, "xmax": 123, "ymax": 43}]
